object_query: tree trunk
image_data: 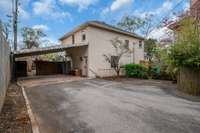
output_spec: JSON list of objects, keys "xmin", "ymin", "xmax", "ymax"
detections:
[
  {"xmin": 148, "ymin": 59, "xmax": 152, "ymax": 78},
  {"xmin": 116, "ymin": 69, "xmax": 120, "ymax": 77}
]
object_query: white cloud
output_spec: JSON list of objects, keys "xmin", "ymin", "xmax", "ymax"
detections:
[
  {"xmin": 33, "ymin": 0, "xmax": 72, "ymax": 21},
  {"xmin": 33, "ymin": 24, "xmax": 49, "ymax": 31},
  {"xmin": 154, "ymin": 0, "xmax": 173, "ymax": 15},
  {"xmin": 101, "ymin": 0, "xmax": 133, "ymax": 18},
  {"xmin": 183, "ymin": 2, "xmax": 190, "ymax": 12},
  {"xmin": 133, "ymin": 0, "xmax": 173, "ymax": 18},
  {"xmin": 59, "ymin": 0, "xmax": 98, "ymax": 11},
  {"xmin": 101, "ymin": 7, "xmax": 110, "ymax": 17},
  {"xmin": 110, "ymin": 0, "xmax": 133, "ymax": 12},
  {"xmin": 148, "ymin": 27, "xmax": 173, "ymax": 40},
  {"xmin": 133, "ymin": 10, "xmax": 155, "ymax": 19},
  {"xmin": 33, "ymin": 0, "xmax": 53, "ymax": 15},
  {"xmin": 19, "ymin": 7, "xmax": 30, "ymax": 20},
  {"xmin": 0, "ymin": 0, "xmax": 30, "ymax": 20}
]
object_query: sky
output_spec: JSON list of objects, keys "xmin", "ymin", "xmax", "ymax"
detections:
[{"xmin": 0, "ymin": 0, "xmax": 190, "ymax": 47}]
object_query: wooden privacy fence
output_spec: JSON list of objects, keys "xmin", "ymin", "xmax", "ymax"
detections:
[{"xmin": 178, "ymin": 67, "xmax": 200, "ymax": 96}]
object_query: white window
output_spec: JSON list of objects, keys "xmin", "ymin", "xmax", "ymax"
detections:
[
  {"xmin": 72, "ymin": 35, "xmax": 75, "ymax": 44},
  {"xmin": 125, "ymin": 40, "xmax": 129, "ymax": 49},
  {"xmin": 81, "ymin": 30, "xmax": 86, "ymax": 42},
  {"xmin": 139, "ymin": 41, "xmax": 143, "ymax": 48},
  {"xmin": 82, "ymin": 34, "xmax": 86, "ymax": 41}
]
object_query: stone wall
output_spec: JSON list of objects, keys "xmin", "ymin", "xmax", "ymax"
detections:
[
  {"xmin": 178, "ymin": 67, "xmax": 200, "ymax": 96},
  {"xmin": 0, "ymin": 29, "xmax": 11, "ymax": 112}
]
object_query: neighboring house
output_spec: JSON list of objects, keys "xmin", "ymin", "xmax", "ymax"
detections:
[
  {"xmin": 191, "ymin": 0, "xmax": 200, "ymax": 20},
  {"xmin": 169, "ymin": 0, "xmax": 200, "ymax": 30},
  {"xmin": 159, "ymin": 38, "xmax": 174, "ymax": 48},
  {"xmin": 60, "ymin": 21, "xmax": 144, "ymax": 78}
]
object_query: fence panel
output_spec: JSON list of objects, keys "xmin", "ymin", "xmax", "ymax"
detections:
[{"xmin": 0, "ymin": 28, "xmax": 11, "ymax": 112}]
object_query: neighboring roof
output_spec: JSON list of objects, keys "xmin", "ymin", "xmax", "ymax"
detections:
[
  {"xmin": 59, "ymin": 21, "xmax": 144, "ymax": 41},
  {"xmin": 14, "ymin": 43, "xmax": 88, "ymax": 57}
]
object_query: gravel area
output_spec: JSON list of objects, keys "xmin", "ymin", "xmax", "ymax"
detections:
[{"xmin": 0, "ymin": 84, "xmax": 32, "ymax": 133}]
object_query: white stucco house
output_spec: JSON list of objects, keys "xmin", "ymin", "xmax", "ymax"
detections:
[{"xmin": 59, "ymin": 21, "xmax": 145, "ymax": 78}]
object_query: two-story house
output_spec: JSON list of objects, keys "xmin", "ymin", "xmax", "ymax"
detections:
[{"xmin": 59, "ymin": 21, "xmax": 144, "ymax": 78}]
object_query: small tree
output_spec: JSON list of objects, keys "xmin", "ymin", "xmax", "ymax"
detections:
[
  {"xmin": 168, "ymin": 18, "xmax": 200, "ymax": 68},
  {"xmin": 117, "ymin": 14, "xmax": 154, "ymax": 38},
  {"xmin": 117, "ymin": 15, "xmax": 145, "ymax": 33},
  {"xmin": 38, "ymin": 53, "xmax": 65, "ymax": 62},
  {"xmin": 144, "ymin": 38, "xmax": 158, "ymax": 76},
  {"xmin": 21, "ymin": 27, "xmax": 46, "ymax": 49},
  {"xmin": 103, "ymin": 37, "xmax": 131, "ymax": 77}
]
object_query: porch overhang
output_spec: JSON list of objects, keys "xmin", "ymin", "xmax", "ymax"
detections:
[{"xmin": 14, "ymin": 43, "xmax": 88, "ymax": 58}]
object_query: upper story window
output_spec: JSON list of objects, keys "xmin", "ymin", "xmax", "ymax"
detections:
[
  {"xmin": 81, "ymin": 30, "xmax": 86, "ymax": 42},
  {"xmin": 72, "ymin": 34, "xmax": 75, "ymax": 44},
  {"xmin": 139, "ymin": 40, "xmax": 143, "ymax": 48},
  {"xmin": 82, "ymin": 34, "xmax": 86, "ymax": 41},
  {"xmin": 125, "ymin": 40, "xmax": 129, "ymax": 49}
]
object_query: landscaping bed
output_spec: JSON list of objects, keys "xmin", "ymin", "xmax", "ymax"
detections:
[{"xmin": 0, "ymin": 84, "xmax": 32, "ymax": 133}]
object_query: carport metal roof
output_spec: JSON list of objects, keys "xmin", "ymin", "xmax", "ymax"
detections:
[{"xmin": 14, "ymin": 43, "xmax": 88, "ymax": 58}]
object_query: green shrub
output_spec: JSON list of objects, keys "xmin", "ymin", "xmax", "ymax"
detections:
[
  {"xmin": 168, "ymin": 18, "xmax": 200, "ymax": 69},
  {"xmin": 150, "ymin": 65, "xmax": 161, "ymax": 79},
  {"xmin": 124, "ymin": 64, "xmax": 148, "ymax": 78}
]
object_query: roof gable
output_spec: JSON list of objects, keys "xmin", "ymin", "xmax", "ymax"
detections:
[{"xmin": 59, "ymin": 21, "xmax": 144, "ymax": 41}]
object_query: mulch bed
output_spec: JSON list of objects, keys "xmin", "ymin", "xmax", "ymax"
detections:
[{"xmin": 0, "ymin": 84, "xmax": 32, "ymax": 133}]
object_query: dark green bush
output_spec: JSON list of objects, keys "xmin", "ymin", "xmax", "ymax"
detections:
[{"xmin": 124, "ymin": 64, "xmax": 148, "ymax": 78}]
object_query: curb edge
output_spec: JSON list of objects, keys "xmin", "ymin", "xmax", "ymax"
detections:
[{"xmin": 17, "ymin": 82, "xmax": 40, "ymax": 133}]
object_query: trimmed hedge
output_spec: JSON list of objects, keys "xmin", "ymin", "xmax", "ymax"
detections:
[{"xmin": 124, "ymin": 64, "xmax": 148, "ymax": 78}]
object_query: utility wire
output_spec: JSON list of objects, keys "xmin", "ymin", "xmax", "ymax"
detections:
[{"xmin": 148, "ymin": 0, "xmax": 187, "ymax": 36}]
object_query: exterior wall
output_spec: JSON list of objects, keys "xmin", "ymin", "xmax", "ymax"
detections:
[
  {"xmin": 61, "ymin": 28, "xmax": 89, "ymax": 46},
  {"xmin": 0, "ymin": 30, "xmax": 10, "ymax": 112},
  {"xmin": 87, "ymin": 26, "xmax": 144, "ymax": 77},
  {"xmin": 15, "ymin": 56, "xmax": 36, "ymax": 76},
  {"xmin": 61, "ymin": 26, "xmax": 144, "ymax": 78},
  {"xmin": 65, "ymin": 46, "xmax": 88, "ymax": 76},
  {"xmin": 191, "ymin": 0, "xmax": 200, "ymax": 19},
  {"xmin": 192, "ymin": 0, "xmax": 198, "ymax": 5},
  {"xmin": 61, "ymin": 28, "xmax": 89, "ymax": 76}
]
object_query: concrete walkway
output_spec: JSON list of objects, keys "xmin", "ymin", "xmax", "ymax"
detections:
[{"xmin": 19, "ymin": 77, "xmax": 200, "ymax": 133}]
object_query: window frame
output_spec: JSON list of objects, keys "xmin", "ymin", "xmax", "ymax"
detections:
[
  {"xmin": 82, "ymin": 34, "xmax": 86, "ymax": 41},
  {"xmin": 139, "ymin": 40, "xmax": 143, "ymax": 48},
  {"xmin": 72, "ymin": 34, "xmax": 75, "ymax": 44}
]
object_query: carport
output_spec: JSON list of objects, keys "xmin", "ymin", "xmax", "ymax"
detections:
[{"xmin": 14, "ymin": 44, "xmax": 88, "ymax": 77}]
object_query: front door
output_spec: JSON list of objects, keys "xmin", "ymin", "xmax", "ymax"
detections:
[{"xmin": 82, "ymin": 56, "xmax": 88, "ymax": 77}]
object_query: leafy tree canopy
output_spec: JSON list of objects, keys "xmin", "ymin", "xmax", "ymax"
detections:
[
  {"xmin": 21, "ymin": 27, "xmax": 46, "ymax": 49},
  {"xmin": 168, "ymin": 18, "xmax": 200, "ymax": 68}
]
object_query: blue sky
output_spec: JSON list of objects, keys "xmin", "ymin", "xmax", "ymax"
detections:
[{"xmin": 0, "ymin": 0, "xmax": 190, "ymax": 46}]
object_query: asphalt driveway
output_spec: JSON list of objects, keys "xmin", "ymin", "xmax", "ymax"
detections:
[{"xmin": 19, "ymin": 77, "xmax": 200, "ymax": 133}]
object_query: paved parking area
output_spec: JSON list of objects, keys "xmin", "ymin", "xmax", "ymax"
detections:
[{"xmin": 19, "ymin": 77, "xmax": 200, "ymax": 133}]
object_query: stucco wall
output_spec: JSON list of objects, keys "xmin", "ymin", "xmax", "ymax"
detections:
[
  {"xmin": 0, "ymin": 30, "xmax": 10, "ymax": 112},
  {"xmin": 61, "ymin": 26, "xmax": 144, "ymax": 78},
  {"xmin": 87, "ymin": 26, "xmax": 144, "ymax": 77},
  {"xmin": 65, "ymin": 46, "xmax": 88, "ymax": 76},
  {"xmin": 61, "ymin": 28, "xmax": 89, "ymax": 45}
]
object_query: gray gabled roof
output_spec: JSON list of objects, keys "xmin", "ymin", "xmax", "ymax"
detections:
[{"xmin": 59, "ymin": 21, "xmax": 144, "ymax": 41}]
